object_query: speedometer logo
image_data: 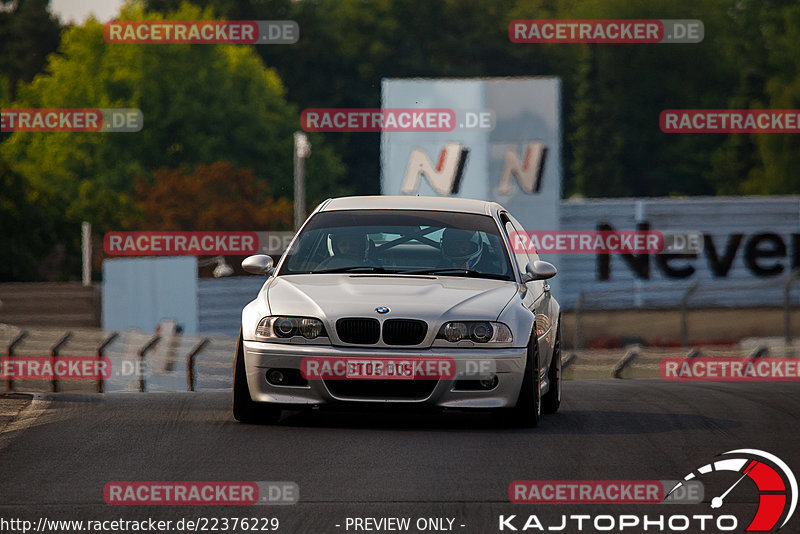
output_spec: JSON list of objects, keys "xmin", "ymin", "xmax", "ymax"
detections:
[{"xmin": 666, "ymin": 449, "xmax": 797, "ymax": 531}]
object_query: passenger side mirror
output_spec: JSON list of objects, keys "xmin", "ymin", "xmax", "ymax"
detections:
[
  {"xmin": 242, "ymin": 254, "xmax": 274, "ymax": 275},
  {"xmin": 520, "ymin": 260, "xmax": 557, "ymax": 283}
]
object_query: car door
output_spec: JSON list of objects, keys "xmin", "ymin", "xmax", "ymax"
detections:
[{"xmin": 499, "ymin": 211, "xmax": 555, "ymax": 371}]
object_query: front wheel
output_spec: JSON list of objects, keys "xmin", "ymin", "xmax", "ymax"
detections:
[
  {"xmin": 542, "ymin": 319, "xmax": 562, "ymax": 414},
  {"xmin": 233, "ymin": 330, "xmax": 281, "ymax": 424},
  {"xmin": 496, "ymin": 329, "xmax": 541, "ymax": 427}
]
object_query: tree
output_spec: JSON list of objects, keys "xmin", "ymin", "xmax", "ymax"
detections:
[
  {"xmin": 3, "ymin": 2, "xmax": 345, "ymax": 224},
  {"xmin": 559, "ymin": 0, "xmax": 741, "ymax": 197},
  {"xmin": 739, "ymin": 0, "xmax": 800, "ymax": 194},
  {"xmin": 132, "ymin": 161, "xmax": 293, "ymax": 231},
  {"xmin": 0, "ymin": 161, "xmax": 74, "ymax": 280},
  {"xmin": 0, "ymin": 0, "xmax": 61, "ymax": 99},
  {"xmin": 1, "ymin": 2, "xmax": 345, "ymax": 278}
]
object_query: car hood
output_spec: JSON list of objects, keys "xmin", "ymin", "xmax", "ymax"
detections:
[{"xmin": 264, "ymin": 274, "xmax": 518, "ymax": 322}]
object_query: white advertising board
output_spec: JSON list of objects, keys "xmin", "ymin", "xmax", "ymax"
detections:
[{"xmin": 102, "ymin": 256, "xmax": 198, "ymax": 333}]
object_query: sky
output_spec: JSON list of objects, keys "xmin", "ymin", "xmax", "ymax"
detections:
[{"xmin": 50, "ymin": 0, "xmax": 125, "ymax": 23}]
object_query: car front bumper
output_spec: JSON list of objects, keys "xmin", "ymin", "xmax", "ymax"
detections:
[{"xmin": 242, "ymin": 340, "xmax": 527, "ymax": 409}]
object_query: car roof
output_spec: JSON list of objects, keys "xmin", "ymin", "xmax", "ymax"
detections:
[{"xmin": 318, "ymin": 195, "xmax": 503, "ymax": 215}]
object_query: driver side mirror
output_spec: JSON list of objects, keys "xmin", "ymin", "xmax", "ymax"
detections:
[
  {"xmin": 242, "ymin": 254, "xmax": 274, "ymax": 275},
  {"xmin": 520, "ymin": 260, "xmax": 557, "ymax": 283}
]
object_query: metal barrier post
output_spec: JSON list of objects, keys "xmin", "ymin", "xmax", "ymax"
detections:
[
  {"xmin": 686, "ymin": 348, "xmax": 702, "ymax": 359},
  {"xmin": 613, "ymin": 344, "xmax": 640, "ymax": 379},
  {"xmin": 4, "ymin": 331, "xmax": 27, "ymax": 392},
  {"xmin": 50, "ymin": 332, "xmax": 72, "ymax": 393},
  {"xmin": 96, "ymin": 332, "xmax": 119, "ymax": 393},
  {"xmin": 186, "ymin": 338, "xmax": 210, "ymax": 392},
  {"xmin": 138, "ymin": 336, "xmax": 160, "ymax": 392}
]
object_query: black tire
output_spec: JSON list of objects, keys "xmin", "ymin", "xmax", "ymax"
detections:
[
  {"xmin": 496, "ymin": 328, "xmax": 541, "ymax": 427},
  {"xmin": 233, "ymin": 330, "xmax": 281, "ymax": 424},
  {"xmin": 542, "ymin": 320, "xmax": 562, "ymax": 414}
]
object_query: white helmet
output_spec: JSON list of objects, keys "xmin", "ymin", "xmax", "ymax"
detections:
[{"xmin": 441, "ymin": 228, "xmax": 483, "ymax": 269}]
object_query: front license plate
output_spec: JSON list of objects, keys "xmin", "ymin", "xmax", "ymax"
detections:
[{"xmin": 345, "ymin": 359, "xmax": 414, "ymax": 380}]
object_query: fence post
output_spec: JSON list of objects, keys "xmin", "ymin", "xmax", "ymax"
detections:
[
  {"xmin": 680, "ymin": 283, "xmax": 699, "ymax": 348},
  {"xmin": 785, "ymin": 269, "xmax": 800, "ymax": 351},
  {"xmin": 96, "ymin": 332, "xmax": 119, "ymax": 393},
  {"xmin": 4, "ymin": 331, "xmax": 27, "ymax": 392},
  {"xmin": 186, "ymin": 338, "xmax": 210, "ymax": 392},
  {"xmin": 613, "ymin": 344, "xmax": 640, "ymax": 379},
  {"xmin": 50, "ymin": 332, "xmax": 72, "ymax": 393},
  {"xmin": 686, "ymin": 348, "xmax": 702, "ymax": 359},
  {"xmin": 138, "ymin": 336, "xmax": 160, "ymax": 392}
]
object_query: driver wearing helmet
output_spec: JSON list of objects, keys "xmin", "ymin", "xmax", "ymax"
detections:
[
  {"xmin": 319, "ymin": 228, "xmax": 368, "ymax": 269},
  {"xmin": 439, "ymin": 228, "xmax": 486, "ymax": 270}
]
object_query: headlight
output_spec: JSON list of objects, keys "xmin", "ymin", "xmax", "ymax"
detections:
[
  {"xmin": 298, "ymin": 317, "xmax": 323, "ymax": 339},
  {"xmin": 442, "ymin": 322, "xmax": 468, "ymax": 342},
  {"xmin": 470, "ymin": 322, "xmax": 493, "ymax": 342},
  {"xmin": 256, "ymin": 316, "xmax": 327, "ymax": 340},
  {"xmin": 436, "ymin": 321, "xmax": 512, "ymax": 344},
  {"xmin": 274, "ymin": 318, "xmax": 295, "ymax": 337}
]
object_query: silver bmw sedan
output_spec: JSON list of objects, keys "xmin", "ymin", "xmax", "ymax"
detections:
[{"xmin": 233, "ymin": 195, "xmax": 561, "ymax": 426}]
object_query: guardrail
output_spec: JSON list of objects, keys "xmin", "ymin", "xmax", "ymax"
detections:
[
  {"xmin": 96, "ymin": 332, "xmax": 119, "ymax": 393},
  {"xmin": 137, "ymin": 335, "xmax": 160, "ymax": 392},
  {"xmin": 4, "ymin": 331, "xmax": 27, "ymax": 392},
  {"xmin": 1, "ymin": 328, "xmax": 216, "ymax": 393},
  {"xmin": 2, "ymin": 326, "xmax": 797, "ymax": 388},
  {"xmin": 606, "ymin": 343, "xmax": 793, "ymax": 379},
  {"xmin": 612, "ymin": 344, "xmax": 640, "ymax": 379},
  {"xmin": 186, "ymin": 338, "xmax": 211, "ymax": 392},
  {"xmin": 566, "ymin": 274, "xmax": 798, "ymax": 350},
  {"xmin": 50, "ymin": 332, "xmax": 72, "ymax": 393}
]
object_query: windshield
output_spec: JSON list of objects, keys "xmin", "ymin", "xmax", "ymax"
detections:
[{"xmin": 278, "ymin": 209, "xmax": 514, "ymax": 280}]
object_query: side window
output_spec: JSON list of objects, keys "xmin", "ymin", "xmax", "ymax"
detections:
[
  {"xmin": 507, "ymin": 213, "xmax": 539, "ymax": 262},
  {"xmin": 502, "ymin": 214, "xmax": 530, "ymax": 275}
]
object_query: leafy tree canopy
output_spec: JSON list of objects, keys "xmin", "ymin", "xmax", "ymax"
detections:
[
  {"xmin": 133, "ymin": 161, "xmax": 292, "ymax": 231},
  {"xmin": 1, "ymin": 1, "xmax": 345, "ymax": 232},
  {"xmin": 0, "ymin": 0, "xmax": 61, "ymax": 98}
]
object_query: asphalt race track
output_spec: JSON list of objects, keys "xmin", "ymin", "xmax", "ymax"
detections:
[{"xmin": 1, "ymin": 380, "xmax": 798, "ymax": 534}]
